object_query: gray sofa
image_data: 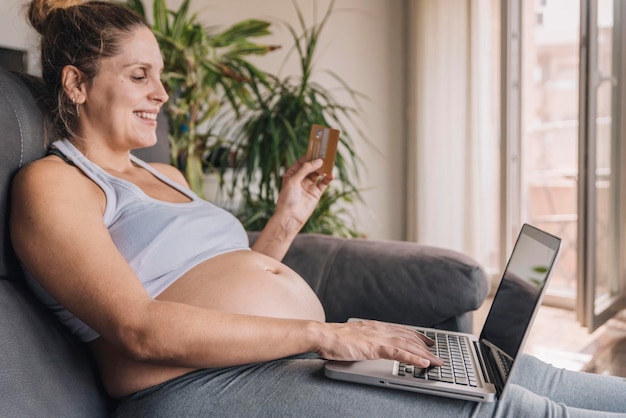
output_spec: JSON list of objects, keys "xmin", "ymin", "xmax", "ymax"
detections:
[{"xmin": 0, "ymin": 66, "xmax": 489, "ymax": 417}]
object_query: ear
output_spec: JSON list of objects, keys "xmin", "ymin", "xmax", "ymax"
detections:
[{"xmin": 61, "ymin": 65, "xmax": 86, "ymax": 104}]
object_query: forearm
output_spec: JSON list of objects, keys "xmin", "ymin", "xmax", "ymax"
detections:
[
  {"xmin": 252, "ymin": 157, "xmax": 328, "ymax": 260},
  {"xmin": 250, "ymin": 212, "xmax": 303, "ymax": 260},
  {"xmin": 123, "ymin": 300, "xmax": 443, "ymax": 370},
  {"xmin": 125, "ymin": 300, "xmax": 323, "ymax": 368}
]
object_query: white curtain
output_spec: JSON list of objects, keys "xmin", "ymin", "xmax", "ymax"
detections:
[{"xmin": 406, "ymin": 0, "xmax": 499, "ymax": 271}]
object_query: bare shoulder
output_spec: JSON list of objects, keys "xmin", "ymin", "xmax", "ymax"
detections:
[
  {"xmin": 13, "ymin": 156, "xmax": 99, "ymax": 198},
  {"xmin": 148, "ymin": 162, "xmax": 190, "ymax": 188},
  {"xmin": 13, "ymin": 156, "xmax": 74, "ymax": 194},
  {"xmin": 11, "ymin": 155, "xmax": 105, "ymax": 220}
]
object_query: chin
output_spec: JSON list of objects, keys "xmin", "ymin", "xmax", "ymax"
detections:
[{"xmin": 132, "ymin": 136, "xmax": 159, "ymax": 150}]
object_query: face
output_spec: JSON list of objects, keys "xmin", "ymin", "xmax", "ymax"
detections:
[{"xmin": 77, "ymin": 26, "xmax": 168, "ymax": 151}]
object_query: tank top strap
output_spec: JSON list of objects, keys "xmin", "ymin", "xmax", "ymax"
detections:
[{"xmin": 47, "ymin": 146, "xmax": 75, "ymax": 166}]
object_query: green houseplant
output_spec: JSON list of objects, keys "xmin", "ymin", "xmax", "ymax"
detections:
[
  {"xmin": 125, "ymin": 0, "xmax": 276, "ymax": 197},
  {"xmin": 211, "ymin": 0, "xmax": 366, "ymax": 237}
]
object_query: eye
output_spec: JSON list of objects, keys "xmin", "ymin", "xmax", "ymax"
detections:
[{"xmin": 130, "ymin": 69, "xmax": 147, "ymax": 82}]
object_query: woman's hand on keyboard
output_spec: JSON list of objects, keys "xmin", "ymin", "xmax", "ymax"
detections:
[{"xmin": 315, "ymin": 320, "xmax": 445, "ymax": 368}]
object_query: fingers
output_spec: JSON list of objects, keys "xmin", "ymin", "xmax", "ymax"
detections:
[
  {"xmin": 320, "ymin": 321, "xmax": 444, "ymax": 368},
  {"xmin": 378, "ymin": 325, "xmax": 444, "ymax": 367},
  {"xmin": 301, "ymin": 158, "xmax": 324, "ymax": 178},
  {"xmin": 316, "ymin": 172, "xmax": 334, "ymax": 186},
  {"xmin": 284, "ymin": 158, "xmax": 333, "ymax": 191},
  {"xmin": 416, "ymin": 331, "xmax": 436, "ymax": 347},
  {"xmin": 283, "ymin": 158, "xmax": 319, "ymax": 183},
  {"xmin": 379, "ymin": 347, "xmax": 434, "ymax": 369}
]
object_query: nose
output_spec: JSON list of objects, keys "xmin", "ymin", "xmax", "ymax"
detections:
[{"xmin": 151, "ymin": 79, "xmax": 169, "ymax": 104}]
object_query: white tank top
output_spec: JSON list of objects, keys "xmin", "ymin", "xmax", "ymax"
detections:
[{"xmin": 23, "ymin": 139, "xmax": 250, "ymax": 342}]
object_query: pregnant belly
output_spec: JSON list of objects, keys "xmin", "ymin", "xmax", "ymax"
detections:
[
  {"xmin": 91, "ymin": 250, "xmax": 325, "ymax": 398},
  {"xmin": 155, "ymin": 250, "xmax": 325, "ymax": 321}
]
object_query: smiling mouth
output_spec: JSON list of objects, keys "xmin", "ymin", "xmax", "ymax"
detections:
[{"xmin": 134, "ymin": 112, "xmax": 157, "ymax": 121}]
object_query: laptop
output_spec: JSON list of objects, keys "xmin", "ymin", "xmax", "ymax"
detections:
[{"xmin": 325, "ymin": 224, "xmax": 561, "ymax": 403}]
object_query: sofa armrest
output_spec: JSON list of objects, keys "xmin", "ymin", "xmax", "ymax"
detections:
[{"xmin": 248, "ymin": 233, "xmax": 488, "ymax": 331}]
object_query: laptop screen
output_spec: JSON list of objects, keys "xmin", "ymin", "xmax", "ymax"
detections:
[{"xmin": 479, "ymin": 224, "xmax": 561, "ymax": 360}]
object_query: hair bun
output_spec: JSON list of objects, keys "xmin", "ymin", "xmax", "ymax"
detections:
[{"xmin": 27, "ymin": 0, "xmax": 84, "ymax": 34}]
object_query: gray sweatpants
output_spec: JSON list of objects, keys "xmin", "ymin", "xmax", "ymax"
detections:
[{"xmin": 113, "ymin": 354, "xmax": 626, "ymax": 417}]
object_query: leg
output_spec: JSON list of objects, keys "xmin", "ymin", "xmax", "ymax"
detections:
[
  {"xmin": 508, "ymin": 354, "xmax": 626, "ymax": 414},
  {"xmin": 113, "ymin": 355, "xmax": 626, "ymax": 418},
  {"xmin": 114, "ymin": 357, "xmax": 477, "ymax": 418}
]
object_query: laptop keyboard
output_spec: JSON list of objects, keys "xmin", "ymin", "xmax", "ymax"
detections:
[
  {"xmin": 495, "ymin": 349, "xmax": 513, "ymax": 377},
  {"xmin": 397, "ymin": 330, "xmax": 478, "ymax": 387}
]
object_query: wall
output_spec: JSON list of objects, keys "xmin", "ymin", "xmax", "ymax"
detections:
[
  {"xmin": 0, "ymin": 0, "xmax": 407, "ymax": 241},
  {"xmin": 1, "ymin": 0, "xmax": 40, "ymax": 73}
]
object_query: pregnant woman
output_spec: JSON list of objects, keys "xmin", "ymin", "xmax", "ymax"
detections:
[{"xmin": 11, "ymin": 1, "xmax": 626, "ymax": 416}]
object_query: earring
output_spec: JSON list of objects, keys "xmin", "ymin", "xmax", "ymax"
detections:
[{"xmin": 72, "ymin": 96, "xmax": 80, "ymax": 118}]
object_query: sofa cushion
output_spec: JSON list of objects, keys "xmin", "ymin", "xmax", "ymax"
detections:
[
  {"xmin": 0, "ymin": 69, "xmax": 49, "ymax": 281},
  {"xmin": 0, "ymin": 278, "xmax": 111, "ymax": 417},
  {"xmin": 0, "ymin": 67, "xmax": 112, "ymax": 417}
]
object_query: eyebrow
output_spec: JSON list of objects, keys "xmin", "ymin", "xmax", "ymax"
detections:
[
  {"xmin": 123, "ymin": 62, "xmax": 152, "ymax": 69},
  {"xmin": 122, "ymin": 62, "xmax": 164, "ymax": 71}
]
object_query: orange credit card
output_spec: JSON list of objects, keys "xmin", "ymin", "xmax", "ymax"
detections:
[{"xmin": 305, "ymin": 124, "xmax": 340, "ymax": 176}]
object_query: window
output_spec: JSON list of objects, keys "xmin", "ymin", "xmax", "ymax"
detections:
[{"xmin": 504, "ymin": 0, "xmax": 626, "ymax": 329}]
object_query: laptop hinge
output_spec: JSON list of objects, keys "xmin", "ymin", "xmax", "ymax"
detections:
[{"xmin": 476, "ymin": 341, "xmax": 505, "ymax": 396}]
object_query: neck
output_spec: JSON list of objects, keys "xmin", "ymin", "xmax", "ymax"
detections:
[{"xmin": 68, "ymin": 137, "xmax": 135, "ymax": 173}]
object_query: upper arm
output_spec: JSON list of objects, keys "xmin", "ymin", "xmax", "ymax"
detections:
[{"xmin": 10, "ymin": 160, "xmax": 152, "ymax": 346}]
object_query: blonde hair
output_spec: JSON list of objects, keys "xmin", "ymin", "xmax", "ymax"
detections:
[{"xmin": 27, "ymin": 0, "xmax": 148, "ymax": 141}]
